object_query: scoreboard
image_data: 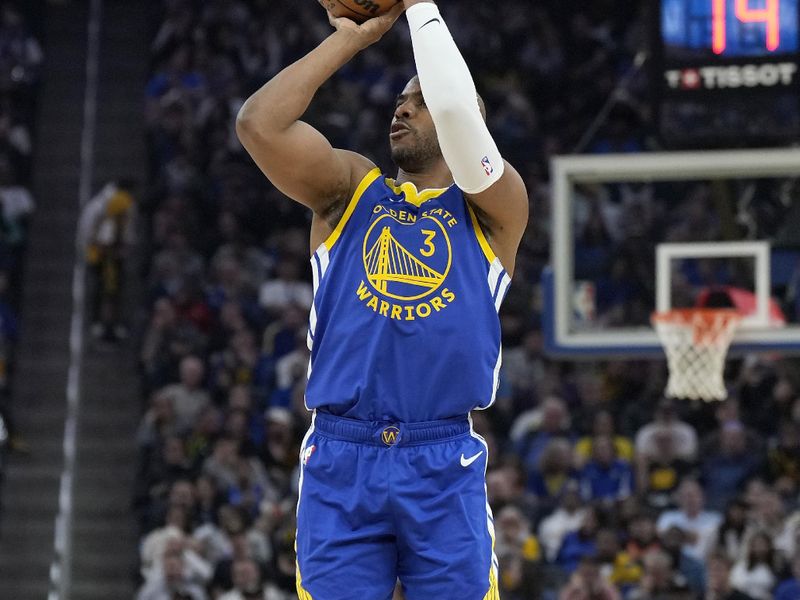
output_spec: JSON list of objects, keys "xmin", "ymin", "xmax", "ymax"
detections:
[{"xmin": 654, "ymin": 0, "xmax": 800, "ymax": 146}]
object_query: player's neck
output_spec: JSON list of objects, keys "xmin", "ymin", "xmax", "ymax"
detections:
[{"xmin": 395, "ymin": 163, "xmax": 453, "ymax": 191}]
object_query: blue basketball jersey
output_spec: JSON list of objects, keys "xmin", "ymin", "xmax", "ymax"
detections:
[{"xmin": 305, "ymin": 168, "xmax": 512, "ymax": 422}]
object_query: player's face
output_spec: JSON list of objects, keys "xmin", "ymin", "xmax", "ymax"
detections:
[{"xmin": 390, "ymin": 78, "xmax": 441, "ymax": 172}]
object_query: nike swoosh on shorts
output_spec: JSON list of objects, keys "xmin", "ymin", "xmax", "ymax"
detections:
[{"xmin": 460, "ymin": 451, "xmax": 484, "ymax": 467}]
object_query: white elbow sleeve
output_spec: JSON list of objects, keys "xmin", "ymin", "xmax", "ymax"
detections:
[{"xmin": 406, "ymin": 3, "xmax": 504, "ymax": 194}]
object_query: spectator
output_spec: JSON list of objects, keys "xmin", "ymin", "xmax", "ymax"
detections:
[
  {"xmin": 635, "ymin": 398, "xmax": 698, "ymax": 462},
  {"xmin": 699, "ymin": 398, "xmax": 764, "ymax": 458},
  {"xmin": 578, "ymin": 434, "xmax": 634, "ymax": 504},
  {"xmin": 502, "ymin": 329, "xmax": 546, "ymax": 404},
  {"xmin": 134, "ymin": 436, "xmax": 195, "ymax": 518},
  {"xmin": 774, "ymin": 551, "xmax": 800, "ymax": 600},
  {"xmin": 141, "ymin": 509, "xmax": 212, "ymax": 586},
  {"xmin": 137, "ymin": 540, "xmax": 209, "ymax": 600},
  {"xmin": 0, "ymin": 269, "xmax": 18, "ymax": 396},
  {"xmin": 539, "ymin": 481, "xmax": 586, "ymax": 562},
  {"xmin": 528, "ymin": 437, "xmax": 579, "ymax": 517},
  {"xmin": 767, "ymin": 421, "xmax": 800, "ymax": 495},
  {"xmin": 573, "ymin": 409, "xmax": 634, "ymax": 468},
  {"xmin": 258, "ymin": 255, "xmax": 312, "ymax": 317},
  {"xmin": 486, "ymin": 459, "xmax": 529, "ymax": 515},
  {"xmin": 659, "ymin": 525, "xmax": 707, "ymax": 595},
  {"xmin": 559, "ymin": 556, "xmax": 621, "ymax": 600},
  {"xmin": 741, "ymin": 489, "xmax": 788, "ymax": 550},
  {"xmin": 137, "ymin": 388, "xmax": 181, "ymax": 450},
  {"xmin": 775, "ymin": 508, "xmax": 800, "ymax": 562},
  {"xmin": 259, "ymin": 407, "xmax": 296, "ymax": 471},
  {"xmin": 728, "ymin": 532, "xmax": 780, "ymax": 600},
  {"xmin": 206, "ymin": 506, "xmax": 269, "ymax": 595},
  {"xmin": 512, "ymin": 396, "xmax": 573, "ymax": 475},
  {"xmin": 160, "ymin": 355, "xmax": 211, "ymax": 430},
  {"xmin": 79, "ymin": 180, "xmax": 136, "ymax": 340},
  {"xmin": 494, "ymin": 505, "xmax": 543, "ymax": 600},
  {"xmin": 202, "ymin": 436, "xmax": 242, "ymax": 491},
  {"xmin": 625, "ymin": 512, "xmax": 661, "ymax": 562},
  {"xmin": 557, "ymin": 507, "xmax": 600, "ymax": 574},
  {"xmin": 628, "ymin": 550, "xmax": 692, "ymax": 600},
  {"xmin": 636, "ymin": 428, "xmax": 695, "ymax": 510},
  {"xmin": 593, "ymin": 527, "xmax": 641, "ymax": 591},
  {"xmin": 185, "ymin": 406, "xmax": 223, "ymax": 471},
  {"xmin": 704, "ymin": 553, "xmax": 755, "ymax": 600},
  {"xmin": 657, "ymin": 479, "xmax": 722, "ymax": 561},
  {"xmin": 717, "ymin": 499, "xmax": 749, "ymax": 562},
  {"xmin": 701, "ymin": 421, "xmax": 763, "ymax": 511},
  {"xmin": 494, "ymin": 504, "xmax": 541, "ymax": 563},
  {"xmin": 270, "ymin": 326, "xmax": 309, "ymax": 409},
  {"xmin": 0, "ymin": 157, "xmax": 33, "ymax": 272},
  {"xmin": 218, "ymin": 557, "xmax": 265, "ymax": 600}
]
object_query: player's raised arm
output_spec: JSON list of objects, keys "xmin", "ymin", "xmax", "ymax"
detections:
[
  {"xmin": 235, "ymin": 4, "xmax": 404, "ymax": 218},
  {"xmin": 403, "ymin": 0, "xmax": 528, "ymax": 274}
]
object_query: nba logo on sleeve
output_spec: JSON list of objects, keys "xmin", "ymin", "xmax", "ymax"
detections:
[
  {"xmin": 481, "ymin": 156, "xmax": 493, "ymax": 176},
  {"xmin": 302, "ymin": 445, "xmax": 316, "ymax": 465}
]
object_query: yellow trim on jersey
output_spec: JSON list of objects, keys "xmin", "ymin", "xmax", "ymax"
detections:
[
  {"xmin": 467, "ymin": 203, "xmax": 498, "ymax": 264},
  {"xmin": 384, "ymin": 177, "xmax": 449, "ymax": 207},
  {"xmin": 324, "ymin": 167, "xmax": 382, "ymax": 251},
  {"xmin": 484, "ymin": 567, "xmax": 500, "ymax": 600},
  {"xmin": 296, "ymin": 560, "xmax": 314, "ymax": 600}
]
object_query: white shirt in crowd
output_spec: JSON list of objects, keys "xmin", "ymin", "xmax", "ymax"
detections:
[
  {"xmin": 538, "ymin": 507, "xmax": 587, "ymax": 562},
  {"xmin": 635, "ymin": 420, "xmax": 698, "ymax": 460},
  {"xmin": 656, "ymin": 509, "xmax": 722, "ymax": 560},
  {"xmin": 258, "ymin": 279, "xmax": 312, "ymax": 312},
  {"xmin": 729, "ymin": 560, "xmax": 776, "ymax": 600}
]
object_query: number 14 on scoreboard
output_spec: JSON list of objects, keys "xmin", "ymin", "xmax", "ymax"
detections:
[{"xmin": 713, "ymin": 0, "xmax": 780, "ymax": 53}]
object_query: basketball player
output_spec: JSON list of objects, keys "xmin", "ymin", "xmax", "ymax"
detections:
[{"xmin": 236, "ymin": 1, "xmax": 528, "ymax": 598}]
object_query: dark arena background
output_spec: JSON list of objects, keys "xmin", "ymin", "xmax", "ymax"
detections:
[{"xmin": 0, "ymin": 0, "xmax": 799, "ymax": 598}]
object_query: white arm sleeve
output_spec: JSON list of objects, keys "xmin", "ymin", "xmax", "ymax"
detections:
[{"xmin": 406, "ymin": 2, "xmax": 504, "ymax": 194}]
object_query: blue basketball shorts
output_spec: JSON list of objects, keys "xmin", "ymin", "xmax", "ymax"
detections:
[{"xmin": 295, "ymin": 412, "xmax": 500, "ymax": 600}]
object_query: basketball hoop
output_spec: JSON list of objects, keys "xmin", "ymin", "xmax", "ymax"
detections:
[{"xmin": 651, "ymin": 309, "xmax": 742, "ymax": 402}]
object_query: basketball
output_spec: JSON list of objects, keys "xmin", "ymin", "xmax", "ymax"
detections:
[{"xmin": 318, "ymin": 0, "xmax": 402, "ymax": 23}]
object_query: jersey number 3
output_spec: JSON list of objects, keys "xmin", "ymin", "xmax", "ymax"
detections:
[{"xmin": 420, "ymin": 229, "xmax": 436, "ymax": 257}]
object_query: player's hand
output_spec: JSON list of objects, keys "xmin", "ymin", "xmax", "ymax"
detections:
[{"xmin": 324, "ymin": 2, "xmax": 405, "ymax": 51}]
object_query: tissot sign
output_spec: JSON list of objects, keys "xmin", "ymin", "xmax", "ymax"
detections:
[{"xmin": 654, "ymin": 0, "xmax": 800, "ymax": 145}]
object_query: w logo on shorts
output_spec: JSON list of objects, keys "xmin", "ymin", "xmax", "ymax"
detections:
[{"xmin": 381, "ymin": 426, "xmax": 401, "ymax": 446}]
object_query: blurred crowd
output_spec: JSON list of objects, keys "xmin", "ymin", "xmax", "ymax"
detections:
[
  {"xmin": 136, "ymin": 1, "xmax": 800, "ymax": 599},
  {"xmin": 0, "ymin": 2, "xmax": 42, "ymax": 469}
]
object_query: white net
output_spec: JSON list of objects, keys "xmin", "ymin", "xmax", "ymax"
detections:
[{"xmin": 652, "ymin": 309, "xmax": 742, "ymax": 402}]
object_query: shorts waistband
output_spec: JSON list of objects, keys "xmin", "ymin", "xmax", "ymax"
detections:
[{"xmin": 313, "ymin": 412, "xmax": 470, "ymax": 446}]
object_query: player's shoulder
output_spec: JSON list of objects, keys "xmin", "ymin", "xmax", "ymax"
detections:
[{"xmin": 335, "ymin": 149, "xmax": 380, "ymax": 196}]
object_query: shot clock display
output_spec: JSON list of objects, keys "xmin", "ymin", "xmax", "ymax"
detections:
[
  {"xmin": 662, "ymin": 0, "xmax": 798, "ymax": 57},
  {"xmin": 654, "ymin": 0, "xmax": 800, "ymax": 146}
]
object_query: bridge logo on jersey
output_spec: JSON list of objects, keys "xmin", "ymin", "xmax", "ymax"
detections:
[
  {"xmin": 363, "ymin": 213, "xmax": 451, "ymax": 301},
  {"xmin": 356, "ymin": 206, "xmax": 459, "ymax": 321}
]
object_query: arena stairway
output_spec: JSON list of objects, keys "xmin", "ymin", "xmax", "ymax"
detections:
[{"xmin": 0, "ymin": 1, "xmax": 148, "ymax": 598}]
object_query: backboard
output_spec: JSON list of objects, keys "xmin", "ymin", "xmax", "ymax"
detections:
[{"xmin": 545, "ymin": 148, "xmax": 800, "ymax": 358}]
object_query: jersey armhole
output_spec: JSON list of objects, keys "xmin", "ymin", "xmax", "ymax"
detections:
[
  {"xmin": 466, "ymin": 200, "xmax": 511, "ymax": 313},
  {"xmin": 466, "ymin": 201, "xmax": 499, "ymax": 265},
  {"xmin": 322, "ymin": 167, "xmax": 382, "ymax": 252}
]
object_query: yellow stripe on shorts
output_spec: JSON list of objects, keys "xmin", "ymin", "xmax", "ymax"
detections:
[
  {"xmin": 296, "ymin": 560, "xmax": 314, "ymax": 600},
  {"xmin": 483, "ymin": 566, "xmax": 500, "ymax": 600}
]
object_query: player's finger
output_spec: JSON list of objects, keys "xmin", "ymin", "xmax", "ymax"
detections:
[
  {"xmin": 328, "ymin": 10, "xmax": 357, "ymax": 30},
  {"xmin": 382, "ymin": 2, "xmax": 406, "ymax": 25},
  {"xmin": 387, "ymin": 2, "xmax": 406, "ymax": 19}
]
